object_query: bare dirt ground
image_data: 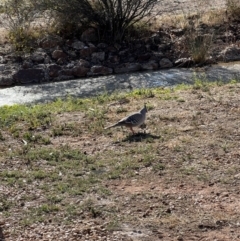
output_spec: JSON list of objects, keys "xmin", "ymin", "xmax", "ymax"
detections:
[
  {"xmin": 0, "ymin": 82, "xmax": 240, "ymax": 240},
  {"xmin": 1, "ymin": 1, "xmax": 240, "ymax": 241},
  {"xmin": 155, "ymin": 0, "xmax": 226, "ymax": 15}
]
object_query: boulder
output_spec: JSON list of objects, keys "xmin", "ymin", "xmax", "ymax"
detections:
[
  {"xmin": 72, "ymin": 66, "xmax": 89, "ymax": 77},
  {"xmin": 89, "ymin": 65, "xmax": 113, "ymax": 76},
  {"xmin": 159, "ymin": 58, "xmax": 173, "ymax": 68},
  {"xmin": 81, "ymin": 28, "xmax": 98, "ymax": 42},
  {"xmin": 0, "ymin": 66, "xmax": 15, "ymax": 86},
  {"xmin": 0, "ymin": 64, "xmax": 6, "ymax": 71},
  {"xmin": 48, "ymin": 64, "xmax": 62, "ymax": 78},
  {"xmin": 141, "ymin": 61, "xmax": 159, "ymax": 70},
  {"xmin": 31, "ymin": 50, "xmax": 46, "ymax": 63},
  {"xmin": 114, "ymin": 63, "xmax": 141, "ymax": 74},
  {"xmin": 217, "ymin": 45, "xmax": 240, "ymax": 62},
  {"xmin": 72, "ymin": 41, "xmax": 86, "ymax": 50},
  {"xmin": 137, "ymin": 53, "xmax": 151, "ymax": 62},
  {"xmin": 13, "ymin": 68, "xmax": 45, "ymax": 84},
  {"xmin": 0, "ymin": 75, "xmax": 14, "ymax": 86},
  {"xmin": 52, "ymin": 50, "xmax": 67, "ymax": 60},
  {"xmin": 80, "ymin": 47, "xmax": 97, "ymax": 58},
  {"xmin": 78, "ymin": 59, "xmax": 91, "ymax": 68},
  {"xmin": 22, "ymin": 60, "xmax": 33, "ymax": 69},
  {"xmin": 97, "ymin": 43, "xmax": 108, "ymax": 49},
  {"xmin": 91, "ymin": 52, "xmax": 105, "ymax": 63}
]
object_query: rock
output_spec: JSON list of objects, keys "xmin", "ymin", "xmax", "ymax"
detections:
[
  {"xmin": 114, "ymin": 63, "xmax": 141, "ymax": 74},
  {"xmin": 59, "ymin": 69, "xmax": 73, "ymax": 76},
  {"xmin": 91, "ymin": 52, "xmax": 105, "ymax": 63},
  {"xmin": 66, "ymin": 50, "xmax": 77, "ymax": 58},
  {"xmin": 0, "ymin": 64, "xmax": 6, "ymax": 71},
  {"xmin": 80, "ymin": 47, "xmax": 97, "ymax": 58},
  {"xmin": 72, "ymin": 41, "xmax": 86, "ymax": 50},
  {"xmin": 72, "ymin": 66, "xmax": 89, "ymax": 77},
  {"xmin": 78, "ymin": 59, "xmax": 91, "ymax": 68},
  {"xmin": 52, "ymin": 50, "xmax": 67, "ymax": 60},
  {"xmin": 97, "ymin": 43, "xmax": 108, "ymax": 49},
  {"xmin": 137, "ymin": 53, "xmax": 151, "ymax": 62},
  {"xmin": 48, "ymin": 64, "xmax": 62, "ymax": 77},
  {"xmin": 44, "ymin": 55, "xmax": 52, "ymax": 64},
  {"xmin": 108, "ymin": 55, "xmax": 120, "ymax": 64},
  {"xmin": 0, "ymin": 73, "xmax": 14, "ymax": 86},
  {"xmin": 81, "ymin": 28, "xmax": 98, "ymax": 42},
  {"xmin": 158, "ymin": 44, "xmax": 171, "ymax": 52},
  {"xmin": 39, "ymin": 36, "xmax": 63, "ymax": 49},
  {"xmin": 22, "ymin": 60, "xmax": 33, "ymax": 69},
  {"xmin": 13, "ymin": 68, "xmax": 45, "ymax": 84},
  {"xmin": 54, "ymin": 75, "xmax": 74, "ymax": 81},
  {"xmin": 0, "ymin": 56, "xmax": 5, "ymax": 64},
  {"xmin": 58, "ymin": 69, "xmax": 74, "ymax": 81},
  {"xmin": 159, "ymin": 58, "xmax": 173, "ymax": 68},
  {"xmin": 89, "ymin": 65, "xmax": 113, "ymax": 76},
  {"xmin": 55, "ymin": 68, "xmax": 74, "ymax": 81},
  {"xmin": 218, "ymin": 45, "xmax": 240, "ymax": 62},
  {"xmin": 56, "ymin": 57, "xmax": 68, "ymax": 65},
  {"xmin": 31, "ymin": 50, "xmax": 46, "ymax": 63},
  {"xmin": 141, "ymin": 61, "xmax": 159, "ymax": 70}
]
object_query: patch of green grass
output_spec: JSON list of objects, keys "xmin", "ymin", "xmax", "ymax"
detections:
[
  {"xmin": 131, "ymin": 88, "xmax": 155, "ymax": 98},
  {"xmin": 23, "ymin": 132, "xmax": 51, "ymax": 145}
]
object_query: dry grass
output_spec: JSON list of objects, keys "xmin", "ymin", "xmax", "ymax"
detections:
[{"xmin": 0, "ymin": 82, "xmax": 240, "ymax": 240}]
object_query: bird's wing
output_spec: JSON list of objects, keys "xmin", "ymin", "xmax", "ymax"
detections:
[{"xmin": 119, "ymin": 113, "xmax": 142, "ymax": 125}]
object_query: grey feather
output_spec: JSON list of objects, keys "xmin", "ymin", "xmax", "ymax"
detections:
[{"xmin": 104, "ymin": 104, "xmax": 147, "ymax": 133}]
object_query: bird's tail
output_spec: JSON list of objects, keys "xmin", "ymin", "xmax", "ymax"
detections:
[{"xmin": 104, "ymin": 123, "xmax": 119, "ymax": 130}]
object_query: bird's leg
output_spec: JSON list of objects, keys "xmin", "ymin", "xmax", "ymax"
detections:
[{"xmin": 130, "ymin": 126, "xmax": 135, "ymax": 135}]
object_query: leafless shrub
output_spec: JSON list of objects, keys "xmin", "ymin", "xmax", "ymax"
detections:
[
  {"xmin": 48, "ymin": 0, "xmax": 161, "ymax": 42},
  {"xmin": 2, "ymin": 0, "xmax": 51, "ymax": 51}
]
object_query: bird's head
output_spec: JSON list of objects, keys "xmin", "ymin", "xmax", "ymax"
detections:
[{"xmin": 141, "ymin": 103, "xmax": 148, "ymax": 114}]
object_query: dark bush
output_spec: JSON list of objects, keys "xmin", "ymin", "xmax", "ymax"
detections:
[{"xmin": 49, "ymin": 0, "xmax": 160, "ymax": 42}]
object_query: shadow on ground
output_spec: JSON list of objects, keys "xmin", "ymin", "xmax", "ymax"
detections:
[{"xmin": 121, "ymin": 132, "xmax": 161, "ymax": 143}]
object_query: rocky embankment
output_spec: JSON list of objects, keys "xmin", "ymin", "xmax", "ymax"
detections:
[{"xmin": 0, "ymin": 0, "xmax": 240, "ymax": 87}]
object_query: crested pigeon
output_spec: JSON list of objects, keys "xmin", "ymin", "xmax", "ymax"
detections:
[{"xmin": 104, "ymin": 104, "xmax": 147, "ymax": 134}]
